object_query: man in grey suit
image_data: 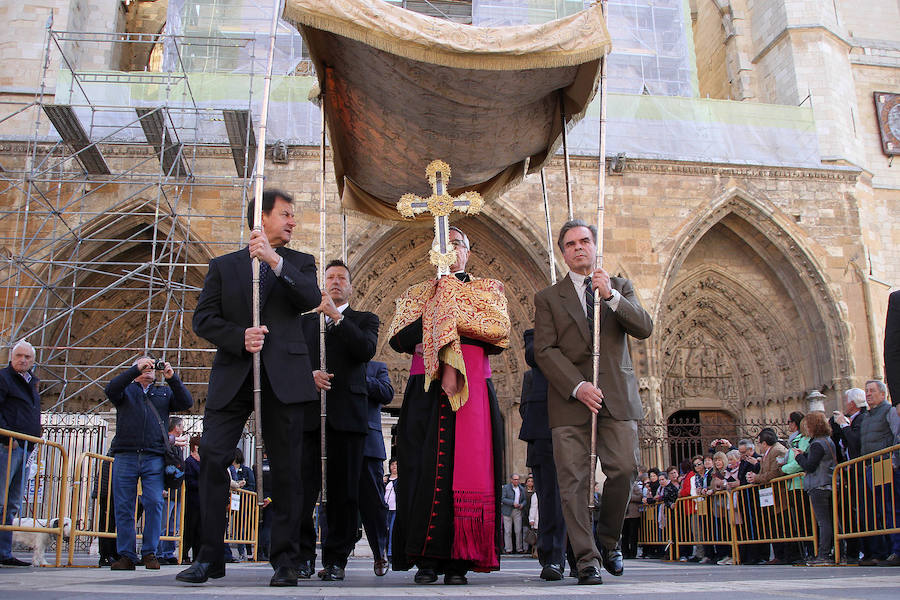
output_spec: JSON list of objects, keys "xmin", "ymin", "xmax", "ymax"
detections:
[
  {"xmin": 500, "ymin": 474, "xmax": 526, "ymax": 553},
  {"xmin": 534, "ymin": 219, "xmax": 652, "ymax": 585}
]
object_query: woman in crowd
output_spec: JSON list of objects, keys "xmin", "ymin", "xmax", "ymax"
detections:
[
  {"xmin": 623, "ymin": 476, "xmax": 643, "ymax": 559},
  {"xmin": 793, "ymin": 412, "xmax": 838, "ymax": 566},
  {"xmin": 384, "ymin": 458, "xmax": 398, "ymax": 562},
  {"xmin": 523, "ymin": 476, "xmax": 537, "ymax": 556},
  {"xmin": 708, "ymin": 451, "xmax": 730, "ymax": 564},
  {"xmin": 679, "ymin": 456, "xmax": 707, "ymax": 562}
]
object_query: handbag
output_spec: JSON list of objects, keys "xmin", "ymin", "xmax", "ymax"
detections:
[
  {"xmin": 524, "ymin": 527, "xmax": 538, "ymax": 546},
  {"xmin": 144, "ymin": 395, "xmax": 184, "ymax": 491}
]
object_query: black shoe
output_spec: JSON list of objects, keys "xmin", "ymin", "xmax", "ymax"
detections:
[
  {"xmin": 318, "ymin": 565, "xmax": 345, "ymax": 581},
  {"xmin": 270, "ymin": 566, "xmax": 299, "ymax": 587},
  {"xmin": 877, "ymin": 553, "xmax": 900, "ymax": 567},
  {"xmin": 414, "ymin": 568, "xmax": 438, "ymax": 584},
  {"xmin": 540, "ymin": 563, "xmax": 564, "ymax": 581},
  {"xmin": 577, "ymin": 565, "xmax": 603, "ymax": 585},
  {"xmin": 175, "ymin": 561, "xmax": 226, "ymax": 583},
  {"xmin": 224, "ymin": 557, "xmax": 237, "ymax": 563},
  {"xmin": 297, "ymin": 560, "xmax": 314, "ymax": 579},
  {"xmin": 600, "ymin": 547, "xmax": 624, "ymax": 576},
  {"xmin": 98, "ymin": 557, "xmax": 111, "ymax": 567},
  {"xmin": 444, "ymin": 573, "xmax": 468, "ymax": 585},
  {"xmin": 163, "ymin": 557, "xmax": 180, "ymax": 565},
  {"xmin": 374, "ymin": 558, "xmax": 389, "ymax": 576}
]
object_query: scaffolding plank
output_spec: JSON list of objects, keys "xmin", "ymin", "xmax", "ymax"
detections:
[
  {"xmin": 135, "ymin": 107, "xmax": 191, "ymax": 178},
  {"xmin": 222, "ymin": 109, "xmax": 256, "ymax": 178},
  {"xmin": 42, "ymin": 104, "xmax": 111, "ymax": 175}
]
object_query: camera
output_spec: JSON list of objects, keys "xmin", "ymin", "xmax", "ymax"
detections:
[{"xmin": 154, "ymin": 359, "xmax": 166, "ymax": 371}]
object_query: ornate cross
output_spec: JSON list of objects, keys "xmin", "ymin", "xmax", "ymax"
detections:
[{"xmin": 397, "ymin": 160, "xmax": 484, "ymax": 277}]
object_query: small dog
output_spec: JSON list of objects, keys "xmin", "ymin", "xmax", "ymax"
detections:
[{"xmin": 10, "ymin": 517, "xmax": 72, "ymax": 567}]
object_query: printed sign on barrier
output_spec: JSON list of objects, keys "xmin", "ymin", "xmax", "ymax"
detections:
[
  {"xmin": 231, "ymin": 493, "xmax": 241, "ymax": 511},
  {"xmin": 759, "ymin": 486, "xmax": 775, "ymax": 508}
]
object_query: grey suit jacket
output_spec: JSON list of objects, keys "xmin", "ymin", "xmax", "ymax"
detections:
[
  {"xmin": 500, "ymin": 482, "xmax": 525, "ymax": 516},
  {"xmin": 533, "ymin": 275, "xmax": 652, "ymax": 427}
]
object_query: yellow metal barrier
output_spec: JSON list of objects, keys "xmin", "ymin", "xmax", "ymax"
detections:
[
  {"xmin": 729, "ymin": 472, "xmax": 816, "ymax": 564},
  {"xmin": 832, "ymin": 443, "xmax": 900, "ymax": 564},
  {"xmin": 637, "ymin": 504, "xmax": 675, "ymax": 560},
  {"xmin": 224, "ymin": 487, "xmax": 259, "ymax": 561},
  {"xmin": 67, "ymin": 452, "xmax": 185, "ymax": 566},
  {"xmin": 671, "ymin": 491, "xmax": 736, "ymax": 562},
  {"xmin": 0, "ymin": 428, "xmax": 70, "ymax": 567}
]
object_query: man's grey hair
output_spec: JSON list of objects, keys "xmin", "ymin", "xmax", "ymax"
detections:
[
  {"xmin": 737, "ymin": 438, "xmax": 754, "ymax": 449},
  {"xmin": 132, "ymin": 355, "xmax": 153, "ymax": 367},
  {"xmin": 556, "ymin": 219, "xmax": 597, "ymax": 253},
  {"xmin": 866, "ymin": 380, "xmax": 887, "ymax": 395},
  {"xmin": 448, "ymin": 226, "xmax": 470, "ymax": 250},
  {"xmin": 12, "ymin": 339, "xmax": 35, "ymax": 356}
]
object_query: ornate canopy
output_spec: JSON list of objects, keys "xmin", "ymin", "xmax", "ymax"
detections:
[{"xmin": 283, "ymin": 0, "xmax": 611, "ymax": 220}]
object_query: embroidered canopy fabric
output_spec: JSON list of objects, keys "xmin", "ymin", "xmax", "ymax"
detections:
[{"xmin": 283, "ymin": 0, "xmax": 611, "ymax": 221}]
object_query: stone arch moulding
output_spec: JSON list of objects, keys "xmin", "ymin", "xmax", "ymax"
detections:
[
  {"xmin": 658, "ymin": 265, "xmax": 805, "ymax": 418},
  {"xmin": 652, "ymin": 187, "xmax": 853, "ymax": 392}
]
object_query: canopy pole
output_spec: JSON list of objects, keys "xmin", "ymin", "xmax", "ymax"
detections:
[
  {"xmin": 250, "ymin": 0, "xmax": 281, "ymax": 507},
  {"xmin": 589, "ymin": 0, "xmax": 609, "ymax": 510},
  {"xmin": 559, "ymin": 90, "xmax": 574, "ymax": 220},
  {"xmin": 341, "ymin": 212, "xmax": 348, "ymax": 264},
  {"xmin": 540, "ymin": 169, "xmax": 556, "ymax": 285},
  {"xmin": 318, "ymin": 86, "xmax": 328, "ymax": 507}
]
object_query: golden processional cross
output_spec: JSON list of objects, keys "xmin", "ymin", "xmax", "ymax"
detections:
[{"xmin": 396, "ymin": 160, "xmax": 484, "ymax": 277}]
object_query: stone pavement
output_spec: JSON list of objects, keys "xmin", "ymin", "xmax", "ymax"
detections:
[{"xmin": 0, "ymin": 556, "xmax": 898, "ymax": 599}]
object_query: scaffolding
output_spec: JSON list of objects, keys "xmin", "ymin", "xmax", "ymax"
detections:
[{"xmin": 0, "ymin": 23, "xmax": 274, "ymax": 413}]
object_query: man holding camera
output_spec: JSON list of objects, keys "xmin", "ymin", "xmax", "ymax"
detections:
[{"xmin": 104, "ymin": 356, "xmax": 192, "ymax": 570}]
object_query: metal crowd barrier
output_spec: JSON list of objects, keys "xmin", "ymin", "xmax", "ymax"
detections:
[
  {"xmin": 637, "ymin": 503, "xmax": 675, "ymax": 560},
  {"xmin": 68, "ymin": 452, "xmax": 185, "ymax": 566},
  {"xmin": 0, "ymin": 428, "xmax": 70, "ymax": 567},
  {"xmin": 671, "ymin": 490, "xmax": 735, "ymax": 561},
  {"xmin": 225, "ymin": 487, "xmax": 259, "ymax": 561},
  {"xmin": 833, "ymin": 443, "xmax": 899, "ymax": 564},
  {"xmin": 729, "ymin": 472, "xmax": 815, "ymax": 564}
]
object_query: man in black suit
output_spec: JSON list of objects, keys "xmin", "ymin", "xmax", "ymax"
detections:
[
  {"xmin": 177, "ymin": 189, "xmax": 320, "ymax": 587},
  {"xmin": 298, "ymin": 260, "xmax": 379, "ymax": 581},
  {"xmin": 886, "ymin": 290, "xmax": 900, "ymax": 405},
  {"xmin": 359, "ymin": 360, "xmax": 394, "ymax": 576},
  {"xmin": 519, "ymin": 329, "xmax": 570, "ymax": 581}
]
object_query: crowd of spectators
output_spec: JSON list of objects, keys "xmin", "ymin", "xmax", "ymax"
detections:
[{"xmin": 623, "ymin": 384, "xmax": 899, "ymax": 566}]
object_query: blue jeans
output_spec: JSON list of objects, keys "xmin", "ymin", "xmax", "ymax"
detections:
[
  {"xmin": 113, "ymin": 452, "xmax": 164, "ymax": 561},
  {"xmin": 0, "ymin": 442, "xmax": 33, "ymax": 559},
  {"xmin": 157, "ymin": 490, "xmax": 179, "ymax": 559}
]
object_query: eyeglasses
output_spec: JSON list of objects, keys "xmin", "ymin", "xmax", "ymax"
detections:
[
  {"xmin": 693, "ymin": 462, "xmax": 703, "ymax": 467},
  {"xmin": 449, "ymin": 239, "xmax": 467, "ymax": 249}
]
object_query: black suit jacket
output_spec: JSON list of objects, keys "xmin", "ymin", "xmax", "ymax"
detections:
[
  {"xmin": 0, "ymin": 364, "xmax": 42, "ymax": 442},
  {"xmin": 193, "ymin": 246, "xmax": 321, "ymax": 409},
  {"xmin": 363, "ymin": 360, "xmax": 394, "ymax": 459},
  {"xmin": 300, "ymin": 307, "xmax": 379, "ymax": 433},
  {"xmin": 519, "ymin": 329, "xmax": 551, "ymax": 442},
  {"xmin": 886, "ymin": 290, "xmax": 900, "ymax": 405}
]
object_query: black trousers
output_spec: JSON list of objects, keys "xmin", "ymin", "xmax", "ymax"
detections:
[
  {"xmin": 528, "ymin": 438, "xmax": 568, "ymax": 568},
  {"xmin": 197, "ymin": 370, "xmax": 305, "ymax": 569},
  {"xmin": 182, "ymin": 500, "xmax": 201, "ymax": 562},
  {"xmin": 299, "ymin": 426, "xmax": 365, "ymax": 568},
  {"xmin": 358, "ymin": 456, "xmax": 389, "ymax": 561}
]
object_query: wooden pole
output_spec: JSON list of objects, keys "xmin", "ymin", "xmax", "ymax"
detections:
[
  {"xmin": 589, "ymin": 0, "xmax": 609, "ymax": 509},
  {"xmin": 540, "ymin": 169, "xmax": 556, "ymax": 285},
  {"xmin": 250, "ymin": 0, "xmax": 281, "ymax": 507},
  {"xmin": 318, "ymin": 87, "xmax": 328, "ymax": 505},
  {"xmin": 559, "ymin": 90, "xmax": 574, "ymax": 221}
]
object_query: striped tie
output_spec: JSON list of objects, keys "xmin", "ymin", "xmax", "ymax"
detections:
[{"xmin": 584, "ymin": 276, "xmax": 595, "ymax": 334}]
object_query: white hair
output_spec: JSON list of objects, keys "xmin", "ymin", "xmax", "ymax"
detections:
[
  {"xmin": 448, "ymin": 226, "xmax": 470, "ymax": 250},
  {"xmin": 846, "ymin": 387, "xmax": 867, "ymax": 406},
  {"xmin": 12, "ymin": 339, "xmax": 34, "ymax": 356}
]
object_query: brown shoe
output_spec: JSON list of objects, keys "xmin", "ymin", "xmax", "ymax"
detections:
[
  {"xmin": 110, "ymin": 556, "xmax": 136, "ymax": 571},
  {"xmin": 143, "ymin": 554, "xmax": 161, "ymax": 570}
]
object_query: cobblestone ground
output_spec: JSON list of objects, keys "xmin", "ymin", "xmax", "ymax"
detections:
[{"xmin": 0, "ymin": 556, "xmax": 898, "ymax": 599}]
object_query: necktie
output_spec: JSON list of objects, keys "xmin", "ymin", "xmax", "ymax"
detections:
[
  {"xmin": 259, "ymin": 259, "xmax": 270, "ymax": 289},
  {"xmin": 584, "ymin": 276, "xmax": 595, "ymax": 333}
]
